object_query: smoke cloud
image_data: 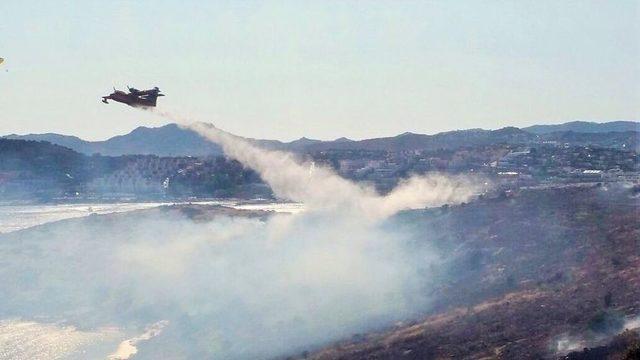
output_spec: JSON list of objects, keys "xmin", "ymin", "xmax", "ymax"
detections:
[
  {"xmin": 0, "ymin": 110, "xmax": 483, "ymax": 358},
  {"xmin": 1, "ymin": 207, "xmax": 440, "ymax": 359}
]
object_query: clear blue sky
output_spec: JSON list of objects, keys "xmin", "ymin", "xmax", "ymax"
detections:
[{"xmin": 1, "ymin": 1, "xmax": 638, "ymax": 141}]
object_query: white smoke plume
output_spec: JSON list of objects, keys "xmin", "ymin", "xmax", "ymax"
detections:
[{"xmin": 187, "ymin": 122, "xmax": 479, "ymax": 219}]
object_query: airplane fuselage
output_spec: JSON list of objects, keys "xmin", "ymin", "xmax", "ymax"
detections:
[{"xmin": 102, "ymin": 87, "xmax": 164, "ymax": 107}]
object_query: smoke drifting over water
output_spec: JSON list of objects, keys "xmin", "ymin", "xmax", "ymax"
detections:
[
  {"xmin": 0, "ymin": 109, "xmax": 483, "ymax": 359},
  {"xmin": 1, "ymin": 210, "xmax": 433, "ymax": 359}
]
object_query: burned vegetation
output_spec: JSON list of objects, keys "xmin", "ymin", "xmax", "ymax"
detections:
[{"xmin": 304, "ymin": 185, "xmax": 640, "ymax": 360}]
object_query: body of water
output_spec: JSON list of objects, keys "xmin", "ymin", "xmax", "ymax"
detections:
[{"xmin": 0, "ymin": 200, "xmax": 304, "ymax": 234}]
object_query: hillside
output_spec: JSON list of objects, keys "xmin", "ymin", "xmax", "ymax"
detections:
[
  {"xmin": 0, "ymin": 139, "xmax": 96, "ymax": 198},
  {"xmin": 0, "ymin": 139, "xmax": 266, "ymax": 200},
  {"xmin": 305, "ymin": 186, "xmax": 640, "ymax": 359}
]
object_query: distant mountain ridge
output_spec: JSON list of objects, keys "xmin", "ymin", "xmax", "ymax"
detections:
[
  {"xmin": 3, "ymin": 121, "xmax": 638, "ymax": 156},
  {"xmin": 523, "ymin": 120, "xmax": 638, "ymax": 134}
]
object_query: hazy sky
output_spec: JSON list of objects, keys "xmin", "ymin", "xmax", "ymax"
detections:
[{"xmin": 1, "ymin": 1, "xmax": 638, "ymax": 141}]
